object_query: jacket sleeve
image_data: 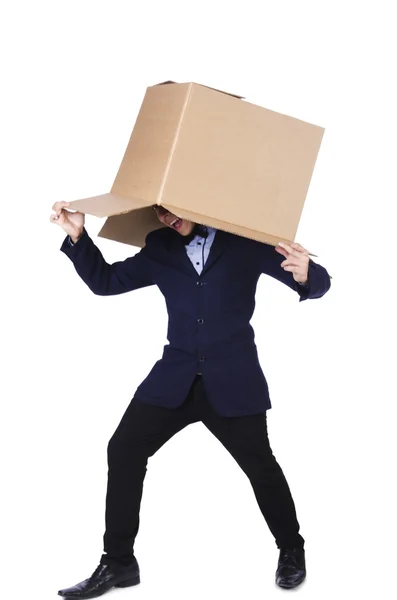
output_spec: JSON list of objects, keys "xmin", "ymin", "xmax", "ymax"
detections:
[
  {"xmin": 60, "ymin": 228, "xmax": 155, "ymax": 295},
  {"xmin": 258, "ymin": 242, "xmax": 332, "ymax": 302}
]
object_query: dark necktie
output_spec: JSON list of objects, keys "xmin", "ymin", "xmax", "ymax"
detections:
[{"xmin": 182, "ymin": 224, "xmax": 209, "ymax": 245}]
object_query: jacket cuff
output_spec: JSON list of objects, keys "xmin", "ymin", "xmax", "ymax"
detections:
[
  {"xmin": 60, "ymin": 228, "xmax": 89, "ymax": 256},
  {"xmin": 296, "ymin": 259, "xmax": 331, "ymax": 302},
  {"xmin": 296, "ymin": 276, "xmax": 310, "ymax": 302}
]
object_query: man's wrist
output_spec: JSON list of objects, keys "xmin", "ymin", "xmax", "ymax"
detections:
[
  {"xmin": 296, "ymin": 277, "xmax": 309, "ymax": 286},
  {"xmin": 70, "ymin": 232, "xmax": 83, "ymax": 244}
]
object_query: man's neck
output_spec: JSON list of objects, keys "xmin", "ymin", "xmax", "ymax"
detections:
[{"xmin": 182, "ymin": 223, "xmax": 210, "ymax": 245}]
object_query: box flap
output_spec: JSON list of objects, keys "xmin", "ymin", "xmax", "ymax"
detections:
[
  {"xmin": 152, "ymin": 80, "xmax": 244, "ymax": 99},
  {"xmin": 156, "ymin": 80, "xmax": 178, "ymax": 85},
  {"xmin": 67, "ymin": 193, "xmax": 151, "ymax": 218},
  {"xmin": 98, "ymin": 207, "xmax": 164, "ymax": 248}
]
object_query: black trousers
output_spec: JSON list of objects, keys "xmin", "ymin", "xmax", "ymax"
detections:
[{"xmin": 100, "ymin": 375, "xmax": 304, "ymax": 566}]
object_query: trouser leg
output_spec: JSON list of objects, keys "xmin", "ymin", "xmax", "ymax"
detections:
[
  {"xmin": 197, "ymin": 379, "xmax": 304, "ymax": 549},
  {"xmin": 101, "ymin": 391, "xmax": 197, "ymax": 565}
]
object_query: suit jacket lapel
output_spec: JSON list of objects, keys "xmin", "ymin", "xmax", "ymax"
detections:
[
  {"xmin": 201, "ymin": 229, "xmax": 230, "ymax": 275},
  {"xmin": 167, "ymin": 232, "xmax": 198, "ymax": 277}
]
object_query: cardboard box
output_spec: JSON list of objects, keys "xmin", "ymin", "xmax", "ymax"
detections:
[{"xmin": 66, "ymin": 81, "xmax": 324, "ymax": 249}]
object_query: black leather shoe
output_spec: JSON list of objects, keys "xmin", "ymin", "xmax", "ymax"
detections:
[
  {"xmin": 58, "ymin": 557, "xmax": 140, "ymax": 598},
  {"xmin": 275, "ymin": 547, "xmax": 306, "ymax": 589}
]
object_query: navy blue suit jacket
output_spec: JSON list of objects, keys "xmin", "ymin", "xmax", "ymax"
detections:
[{"xmin": 61, "ymin": 227, "xmax": 331, "ymax": 417}]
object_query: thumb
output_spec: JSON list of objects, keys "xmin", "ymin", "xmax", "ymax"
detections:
[{"xmin": 50, "ymin": 213, "xmax": 63, "ymax": 224}]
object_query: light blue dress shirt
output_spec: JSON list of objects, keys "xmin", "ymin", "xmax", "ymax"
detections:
[{"xmin": 184, "ymin": 226, "xmax": 217, "ymax": 274}]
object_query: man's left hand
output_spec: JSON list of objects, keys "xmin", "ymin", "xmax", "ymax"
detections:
[{"xmin": 275, "ymin": 242, "xmax": 309, "ymax": 284}]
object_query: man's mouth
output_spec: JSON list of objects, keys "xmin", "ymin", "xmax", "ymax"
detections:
[{"xmin": 167, "ymin": 217, "xmax": 182, "ymax": 229}]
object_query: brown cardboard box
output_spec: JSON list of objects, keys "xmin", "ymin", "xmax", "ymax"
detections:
[{"xmin": 66, "ymin": 81, "xmax": 324, "ymax": 249}]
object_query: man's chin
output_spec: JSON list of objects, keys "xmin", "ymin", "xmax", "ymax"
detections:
[{"xmin": 179, "ymin": 223, "xmax": 194, "ymax": 236}]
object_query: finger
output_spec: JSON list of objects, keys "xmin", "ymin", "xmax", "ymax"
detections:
[
  {"xmin": 56, "ymin": 205, "xmax": 70, "ymax": 218},
  {"xmin": 281, "ymin": 259, "xmax": 303, "ymax": 268},
  {"xmin": 275, "ymin": 246, "xmax": 288, "ymax": 258},
  {"xmin": 281, "ymin": 253, "xmax": 309, "ymax": 265},
  {"xmin": 51, "ymin": 208, "xmax": 66, "ymax": 221},
  {"xmin": 291, "ymin": 242, "xmax": 309, "ymax": 255},
  {"xmin": 282, "ymin": 265, "xmax": 306, "ymax": 274},
  {"xmin": 52, "ymin": 201, "xmax": 70, "ymax": 211},
  {"xmin": 278, "ymin": 241, "xmax": 306, "ymax": 259}
]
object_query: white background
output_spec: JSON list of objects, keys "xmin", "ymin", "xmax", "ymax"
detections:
[{"xmin": 1, "ymin": 1, "xmax": 396, "ymax": 599}]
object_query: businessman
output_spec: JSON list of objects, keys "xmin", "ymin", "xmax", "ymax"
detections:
[{"xmin": 51, "ymin": 201, "xmax": 331, "ymax": 596}]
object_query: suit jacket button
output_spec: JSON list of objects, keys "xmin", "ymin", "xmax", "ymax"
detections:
[
  {"xmin": 199, "ymin": 356, "xmax": 205, "ymax": 362},
  {"xmin": 197, "ymin": 281, "xmax": 203, "ymax": 286},
  {"xmin": 197, "ymin": 318, "xmax": 204, "ymax": 324}
]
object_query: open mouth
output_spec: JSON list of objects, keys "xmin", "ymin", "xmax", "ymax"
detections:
[{"xmin": 168, "ymin": 217, "xmax": 182, "ymax": 229}]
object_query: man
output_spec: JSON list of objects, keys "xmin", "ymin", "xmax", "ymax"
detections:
[{"xmin": 51, "ymin": 200, "xmax": 331, "ymax": 597}]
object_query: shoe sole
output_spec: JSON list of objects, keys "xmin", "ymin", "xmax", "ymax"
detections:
[
  {"xmin": 59, "ymin": 574, "xmax": 140, "ymax": 598},
  {"xmin": 276, "ymin": 575, "xmax": 306, "ymax": 589},
  {"xmin": 115, "ymin": 574, "xmax": 141, "ymax": 588}
]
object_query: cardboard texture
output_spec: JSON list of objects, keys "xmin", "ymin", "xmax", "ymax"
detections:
[{"xmin": 67, "ymin": 81, "xmax": 324, "ymax": 249}]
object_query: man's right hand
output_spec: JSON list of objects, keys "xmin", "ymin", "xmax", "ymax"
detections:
[{"xmin": 50, "ymin": 201, "xmax": 85, "ymax": 243}]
